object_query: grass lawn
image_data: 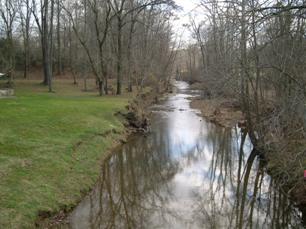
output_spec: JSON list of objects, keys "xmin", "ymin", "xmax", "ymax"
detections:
[{"xmin": 0, "ymin": 79, "xmax": 130, "ymax": 228}]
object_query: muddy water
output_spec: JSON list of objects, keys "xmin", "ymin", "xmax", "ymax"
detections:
[{"xmin": 66, "ymin": 82, "xmax": 302, "ymax": 229}]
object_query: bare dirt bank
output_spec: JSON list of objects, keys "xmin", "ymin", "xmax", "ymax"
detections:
[{"xmin": 190, "ymin": 97, "xmax": 244, "ymax": 128}]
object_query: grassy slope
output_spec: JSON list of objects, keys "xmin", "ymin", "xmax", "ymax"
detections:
[{"xmin": 0, "ymin": 79, "xmax": 129, "ymax": 228}]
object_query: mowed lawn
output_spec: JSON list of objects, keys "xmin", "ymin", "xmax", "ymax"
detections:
[{"xmin": 0, "ymin": 79, "xmax": 129, "ymax": 228}]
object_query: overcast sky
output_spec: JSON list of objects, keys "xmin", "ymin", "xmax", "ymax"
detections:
[{"xmin": 172, "ymin": 0, "xmax": 202, "ymax": 44}]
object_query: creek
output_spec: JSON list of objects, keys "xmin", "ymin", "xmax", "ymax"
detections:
[{"xmin": 64, "ymin": 81, "xmax": 302, "ymax": 229}]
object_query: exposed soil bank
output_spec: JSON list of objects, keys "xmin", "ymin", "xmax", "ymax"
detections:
[{"xmin": 190, "ymin": 97, "xmax": 244, "ymax": 128}]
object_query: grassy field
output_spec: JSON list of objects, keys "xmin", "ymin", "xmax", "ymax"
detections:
[{"xmin": 0, "ymin": 79, "xmax": 130, "ymax": 228}]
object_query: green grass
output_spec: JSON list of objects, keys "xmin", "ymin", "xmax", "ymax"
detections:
[{"xmin": 0, "ymin": 79, "xmax": 130, "ymax": 228}]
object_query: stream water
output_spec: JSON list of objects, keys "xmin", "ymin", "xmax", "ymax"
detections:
[{"xmin": 63, "ymin": 81, "xmax": 302, "ymax": 229}]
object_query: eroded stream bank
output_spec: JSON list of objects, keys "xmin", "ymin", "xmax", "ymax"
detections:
[{"xmin": 55, "ymin": 81, "xmax": 303, "ymax": 228}]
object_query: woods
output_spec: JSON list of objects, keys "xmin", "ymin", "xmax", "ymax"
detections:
[
  {"xmin": 0, "ymin": 0, "xmax": 177, "ymax": 94},
  {"xmin": 182, "ymin": 0, "xmax": 306, "ymax": 223},
  {"xmin": 185, "ymin": 0, "xmax": 306, "ymax": 141}
]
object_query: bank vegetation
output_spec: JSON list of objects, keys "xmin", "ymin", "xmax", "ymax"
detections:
[{"xmin": 178, "ymin": 0, "xmax": 306, "ymax": 223}]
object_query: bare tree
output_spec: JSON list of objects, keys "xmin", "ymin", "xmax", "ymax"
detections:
[
  {"xmin": 32, "ymin": 0, "xmax": 55, "ymax": 91},
  {"xmin": 18, "ymin": 0, "xmax": 32, "ymax": 79},
  {"xmin": 63, "ymin": 0, "xmax": 112, "ymax": 96},
  {"xmin": 0, "ymin": 0, "xmax": 17, "ymax": 76}
]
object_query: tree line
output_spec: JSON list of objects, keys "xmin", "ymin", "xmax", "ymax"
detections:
[
  {"xmin": 0, "ymin": 0, "xmax": 177, "ymax": 94},
  {"xmin": 184, "ymin": 0, "xmax": 306, "ymax": 221},
  {"xmin": 185, "ymin": 0, "xmax": 306, "ymax": 149}
]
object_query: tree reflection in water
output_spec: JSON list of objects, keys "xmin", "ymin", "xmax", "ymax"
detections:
[
  {"xmin": 66, "ymin": 81, "xmax": 303, "ymax": 229},
  {"xmin": 193, "ymin": 125, "xmax": 302, "ymax": 229},
  {"xmin": 69, "ymin": 132, "xmax": 180, "ymax": 229}
]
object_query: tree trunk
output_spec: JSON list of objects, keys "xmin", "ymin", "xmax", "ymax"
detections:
[
  {"xmin": 103, "ymin": 68, "xmax": 108, "ymax": 95},
  {"xmin": 127, "ymin": 13, "xmax": 136, "ymax": 93},
  {"xmin": 98, "ymin": 80, "xmax": 104, "ymax": 96},
  {"xmin": 83, "ymin": 77, "xmax": 87, "ymax": 91},
  {"xmin": 48, "ymin": 0, "xmax": 55, "ymax": 92},
  {"xmin": 42, "ymin": 0, "xmax": 49, "ymax": 85},
  {"xmin": 23, "ymin": 26, "xmax": 30, "ymax": 79},
  {"xmin": 116, "ymin": 17, "xmax": 122, "ymax": 95},
  {"xmin": 57, "ymin": 0, "xmax": 62, "ymax": 75},
  {"xmin": 23, "ymin": 0, "xmax": 31, "ymax": 79},
  {"xmin": 72, "ymin": 71, "xmax": 77, "ymax": 85}
]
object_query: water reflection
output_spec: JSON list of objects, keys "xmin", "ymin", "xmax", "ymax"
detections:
[
  {"xmin": 66, "ymin": 81, "xmax": 302, "ymax": 229},
  {"xmin": 69, "ymin": 131, "xmax": 179, "ymax": 229}
]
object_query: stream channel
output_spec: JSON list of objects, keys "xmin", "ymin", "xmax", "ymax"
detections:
[{"xmin": 61, "ymin": 81, "xmax": 303, "ymax": 229}]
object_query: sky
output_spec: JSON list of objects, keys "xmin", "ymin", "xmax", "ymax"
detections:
[{"xmin": 172, "ymin": 0, "xmax": 202, "ymax": 44}]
